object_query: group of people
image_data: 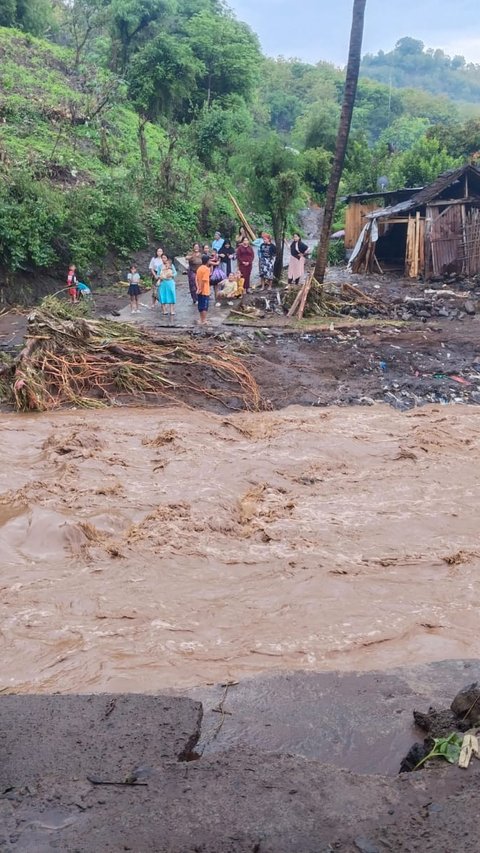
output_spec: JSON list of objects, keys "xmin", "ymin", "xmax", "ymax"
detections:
[
  {"xmin": 185, "ymin": 239, "xmax": 245, "ymax": 306},
  {"xmin": 92, "ymin": 227, "xmax": 311, "ymax": 323}
]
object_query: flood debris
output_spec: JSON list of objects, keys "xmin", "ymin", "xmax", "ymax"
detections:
[
  {"xmin": 400, "ymin": 683, "xmax": 480, "ymax": 772},
  {"xmin": 0, "ymin": 297, "xmax": 262, "ymax": 412}
]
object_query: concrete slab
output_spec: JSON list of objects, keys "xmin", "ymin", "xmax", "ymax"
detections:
[
  {"xmin": 188, "ymin": 660, "xmax": 480, "ymax": 776},
  {"xmin": 2, "ymin": 664, "xmax": 480, "ymax": 852},
  {"xmin": 0, "ymin": 694, "xmax": 202, "ymax": 786}
]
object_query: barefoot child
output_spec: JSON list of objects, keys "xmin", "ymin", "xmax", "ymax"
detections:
[
  {"xmin": 196, "ymin": 254, "xmax": 211, "ymax": 325},
  {"xmin": 127, "ymin": 264, "xmax": 141, "ymax": 313}
]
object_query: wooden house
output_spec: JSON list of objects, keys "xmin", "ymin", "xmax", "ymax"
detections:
[{"xmin": 346, "ymin": 164, "xmax": 480, "ymax": 279}]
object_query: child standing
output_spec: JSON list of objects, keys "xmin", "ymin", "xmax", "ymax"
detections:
[
  {"xmin": 67, "ymin": 264, "xmax": 78, "ymax": 303},
  {"xmin": 127, "ymin": 264, "xmax": 141, "ymax": 313},
  {"xmin": 196, "ymin": 254, "xmax": 211, "ymax": 325}
]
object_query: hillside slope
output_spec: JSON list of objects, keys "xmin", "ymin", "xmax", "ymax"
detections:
[{"xmin": 0, "ymin": 27, "xmax": 234, "ymax": 293}]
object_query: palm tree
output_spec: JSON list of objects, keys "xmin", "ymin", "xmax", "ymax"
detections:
[
  {"xmin": 292, "ymin": 0, "xmax": 366, "ymax": 317},
  {"xmin": 314, "ymin": 0, "xmax": 367, "ymax": 282}
]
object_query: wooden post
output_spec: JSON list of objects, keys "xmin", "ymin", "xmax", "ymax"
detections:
[{"xmin": 414, "ymin": 211, "xmax": 421, "ymax": 278}]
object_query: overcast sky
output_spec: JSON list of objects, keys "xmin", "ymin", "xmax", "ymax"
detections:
[{"xmin": 228, "ymin": 0, "xmax": 480, "ymax": 66}]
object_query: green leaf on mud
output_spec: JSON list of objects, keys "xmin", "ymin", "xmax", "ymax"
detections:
[{"xmin": 415, "ymin": 732, "xmax": 463, "ymax": 770}]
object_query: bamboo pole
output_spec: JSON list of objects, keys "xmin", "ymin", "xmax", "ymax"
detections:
[{"xmin": 227, "ymin": 192, "xmax": 256, "ymax": 242}]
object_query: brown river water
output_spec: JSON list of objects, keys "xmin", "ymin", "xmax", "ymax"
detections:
[{"xmin": 1, "ymin": 404, "xmax": 479, "ymax": 694}]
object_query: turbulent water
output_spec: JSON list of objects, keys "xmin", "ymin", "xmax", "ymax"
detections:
[{"xmin": 1, "ymin": 404, "xmax": 480, "ymax": 694}]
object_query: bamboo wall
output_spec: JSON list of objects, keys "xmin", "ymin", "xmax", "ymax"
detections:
[{"xmin": 345, "ymin": 202, "xmax": 378, "ymax": 249}]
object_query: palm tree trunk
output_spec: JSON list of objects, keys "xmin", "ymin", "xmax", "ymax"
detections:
[{"xmin": 313, "ymin": 0, "xmax": 367, "ymax": 285}]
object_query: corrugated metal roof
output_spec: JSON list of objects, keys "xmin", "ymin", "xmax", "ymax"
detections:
[
  {"xmin": 343, "ymin": 187, "xmax": 422, "ymax": 203},
  {"xmin": 367, "ymin": 164, "xmax": 480, "ymax": 221}
]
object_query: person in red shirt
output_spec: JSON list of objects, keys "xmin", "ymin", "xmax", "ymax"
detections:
[
  {"xmin": 235, "ymin": 237, "xmax": 254, "ymax": 292},
  {"xmin": 67, "ymin": 264, "xmax": 78, "ymax": 303},
  {"xmin": 195, "ymin": 255, "xmax": 211, "ymax": 325}
]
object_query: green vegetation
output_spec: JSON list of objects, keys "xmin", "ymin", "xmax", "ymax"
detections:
[
  {"xmin": 0, "ymin": 3, "xmax": 479, "ymax": 296},
  {"xmin": 362, "ymin": 38, "xmax": 480, "ymax": 104},
  {"xmin": 414, "ymin": 733, "xmax": 464, "ymax": 770}
]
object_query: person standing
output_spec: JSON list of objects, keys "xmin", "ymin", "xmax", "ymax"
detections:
[
  {"xmin": 186, "ymin": 242, "xmax": 203, "ymax": 305},
  {"xmin": 219, "ymin": 239, "xmax": 235, "ymax": 275},
  {"xmin": 158, "ymin": 266, "xmax": 176, "ymax": 317},
  {"xmin": 149, "ymin": 247, "xmax": 163, "ymax": 306},
  {"xmin": 67, "ymin": 264, "xmax": 78, "ymax": 303},
  {"xmin": 196, "ymin": 254, "xmax": 211, "ymax": 325},
  {"xmin": 258, "ymin": 233, "xmax": 276, "ymax": 290},
  {"xmin": 127, "ymin": 264, "xmax": 141, "ymax": 313},
  {"xmin": 236, "ymin": 237, "xmax": 254, "ymax": 292},
  {"xmin": 288, "ymin": 233, "xmax": 310, "ymax": 285},
  {"xmin": 212, "ymin": 231, "xmax": 224, "ymax": 253},
  {"xmin": 209, "ymin": 249, "xmax": 226, "ymax": 302},
  {"xmin": 235, "ymin": 226, "xmax": 248, "ymax": 246}
]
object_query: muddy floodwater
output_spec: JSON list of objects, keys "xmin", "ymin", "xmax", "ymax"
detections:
[{"xmin": 1, "ymin": 404, "xmax": 480, "ymax": 693}]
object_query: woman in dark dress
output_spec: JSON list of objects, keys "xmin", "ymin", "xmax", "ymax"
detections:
[
  {"xmin": 288, "ymin": 233, "xmax": 310, "ymax": 285},
  {"xmin": 236, "ymin": 237, "xmax": 255, "ymax": 292},
  {"xmin": 258, "ymin": 233, "xmax": 276, "ymax": 289},
  {"xmin": 219, "ymin": 239, "xmax": 235, "ymax": 276}
]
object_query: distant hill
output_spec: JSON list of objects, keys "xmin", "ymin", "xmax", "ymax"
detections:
[{"xmin": 361, "ymin": 38, "xmax": 480, "ymax": 104}]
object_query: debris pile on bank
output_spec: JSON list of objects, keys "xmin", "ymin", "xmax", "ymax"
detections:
[
  {"xmin": 401, "ymin": 683, "xmax": 480, "ymax": 773},
  {"xmin": 0, "ymin": 298, "xmax": 262, "ymax": 412}
]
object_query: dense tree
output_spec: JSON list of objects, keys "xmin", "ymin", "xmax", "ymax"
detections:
[
  {"xmin": 388, "ymin": 137, "xmax": 461, "ymax": 188},
  {"xmin": 0, "ymin": 0, "xmax": 16, "ymax": 27},
  {"xmin": 127, "ymin": 32, "xmax": 202, "ymax": 120},
  {"xmin": 108, "ymin": 0, "xmax": 173, "ymax": 71},
  {"xmin": 239, "ymin": 135, "xmax": 301, "ymax": 278},
  {"xmin": 185, "ymin": 11, "xmax": 261, "ymax": 107},
  {"xmin": 0, "ymin": 0, "xmax": 53, "ymax": 33},
  {"xmin": 428, "ymin": 118, "xmax": 480, "ymax": 159},
  {"xmin": 362, "ymin": 38, "xmax": 480, "ymax": 103}
]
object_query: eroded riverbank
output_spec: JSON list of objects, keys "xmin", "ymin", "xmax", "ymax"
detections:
[{"xmin": 2, "ymin": 404, "xmax": 480, "ymax": 693}]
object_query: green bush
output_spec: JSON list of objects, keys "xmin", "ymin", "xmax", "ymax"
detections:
[{"xmin": 328, "ymin": 239, "xmax": 345, "ymax": 266}]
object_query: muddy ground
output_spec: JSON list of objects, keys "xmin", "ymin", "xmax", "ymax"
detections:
[{"xmin": 2, "ymin": 274, "xmax": 480, "ymax": 412}]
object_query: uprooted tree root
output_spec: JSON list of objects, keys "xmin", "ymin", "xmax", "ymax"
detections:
[
  {"xmin": 284, "ymin": 277, "xmax": 388, "ymax": 319},
  {"xmin": 0, "ymin": 301, "xmax": 263, "ymax": 413}
]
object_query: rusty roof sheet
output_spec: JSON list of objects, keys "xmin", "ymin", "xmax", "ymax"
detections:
[{"xmin": 368, "ymin": 164, "xmax": 480, "ymax": 220}]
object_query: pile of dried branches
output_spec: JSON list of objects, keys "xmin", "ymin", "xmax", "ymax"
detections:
[
  {"xmin": 286, "ymin": 276, "xmax": 388, "ymax": 320},
  {"xmin": 0, "ymin": 301, "xmax": 262, "ymax": 412}
]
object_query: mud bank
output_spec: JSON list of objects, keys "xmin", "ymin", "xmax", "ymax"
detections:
[
  {"xmin": 1, "ymin": 662, "xmax": 480, "ymax": 852},
  {"xmin": 2, "ymin": 404, "xmax": 480, "ymax": 694}
]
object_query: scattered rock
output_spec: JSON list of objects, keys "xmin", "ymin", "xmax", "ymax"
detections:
[
  {"xmin": 354, "ymin": 838, "xmax": 381, "ymax": 853},
  {"xmin": 451, "ymin": 683, "xmax": 480, "ymax": 723},
  {"xmin": 464, "ymin": 299, "xmax": 476, "ymax": 316}
]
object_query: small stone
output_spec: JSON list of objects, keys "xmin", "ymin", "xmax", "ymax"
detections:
[
  {"xmin": 464, "ymin": 299, "xmax": 476, "ymax": 315},
  {"xmin": 354, "ymin": 838, "xmax": 380, "ymax": 853}
]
